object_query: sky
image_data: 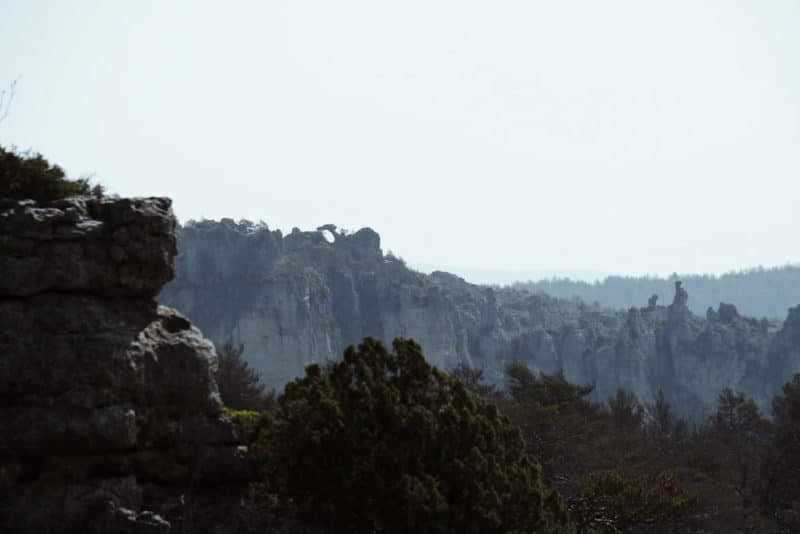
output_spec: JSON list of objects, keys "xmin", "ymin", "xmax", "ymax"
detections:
[{"xmin": 1, "ymin": 1, "xmax": 798, "ymax": 280}]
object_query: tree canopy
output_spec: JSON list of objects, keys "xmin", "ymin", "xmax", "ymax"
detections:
[
  {"xmin": 215, "ymin": 343, "xmax": 274, "ymax": 411},
  {"xmin": 265, "ymin": 338, "xmax": 570, "ymax": 533},
  {"xmin": 769, "ymin": 374, "xmax": 800, "ymax": 529}
]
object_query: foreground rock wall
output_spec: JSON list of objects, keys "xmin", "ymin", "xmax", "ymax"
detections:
[
  {"xmin": 0, "ymin": 198, "xmax": 248, "ymax": 533},
  {"xmin": 160, "ymin": 220, "xmax": 800, "ymax": 413}
]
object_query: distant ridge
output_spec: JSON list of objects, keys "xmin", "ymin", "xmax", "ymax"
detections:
[
  {"xmin": 159, "ymin": 220, "xmax": 800, "ymax": 414},
  {"xmin": 514, "ymin": 265, "xmax": 800, "ymax": 319},
  {"xmin": 409, "ymin": 263, "xmax": 609, "ymax": 286}
]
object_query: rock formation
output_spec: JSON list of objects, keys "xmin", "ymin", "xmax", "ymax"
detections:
[
  {"xmin": 0, "ymin": 197, "xmax": 250, "ymax": 533},
  {"xmin": 160, "ymin": 220, "xmax": 800, "ymax": 414},
  {"xmin": 768, "ymin": 305, "xmax": 800, "ymax": 388}
]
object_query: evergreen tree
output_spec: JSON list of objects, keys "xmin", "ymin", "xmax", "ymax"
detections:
[
  {"xmin": 449, "ymin": 363, "xmax": 503, "ymax": 400},
  {"xmin": 769, "ymin": 374, "xmax": 800, "ymax": 528},
  {"xmin": 267, "ymin": 338, "xmax": 571, "ymax": 533},
  {"xmin": 215, "ymin": 343, "xmax": 273, "ymax": 411},
  {"xmin": 502, "ymin": 364, "xmax": 605, "ymax": 491}
]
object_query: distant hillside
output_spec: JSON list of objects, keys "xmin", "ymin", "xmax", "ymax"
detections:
[
  {"xmin": 159, "ymin": 220, "xmax": 800, "ymax": 414},
  {"xmin": 410, "ymin": 263, "xmax": 609, "ymax": 286},
  {"xmin": 514, "ymin": 266, "xmax": 800, "ymax": 319}
]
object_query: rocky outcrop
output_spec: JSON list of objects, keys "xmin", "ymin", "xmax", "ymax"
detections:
[
  {"xmin": 768, "ymin": 305, "xmax": 800, "ymax": 388},
  {"xmin": 160, "ymin": 220, "xmax": 799, "ymax": 414},
  {"xmin": 651, "ymin": 282, "xmax": 775, "ymax": 410},
  {"xmin": 0, "ymin": 198, "xmax": 250, "ymax": 533},
  {"xmin": 0, "ymin": 197, "xmax": 176, "ymax": 297}
]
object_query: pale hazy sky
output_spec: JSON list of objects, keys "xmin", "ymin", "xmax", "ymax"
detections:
[{"xmin": 1, "ymin": 1, "xmax": 798, "ymax": 277}]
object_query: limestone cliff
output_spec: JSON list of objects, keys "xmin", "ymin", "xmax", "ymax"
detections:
[
  {"xmin": 0, "ymin": 198, "xmax": 249, "ymax": 533},
  {"xmin": 768, "ymin": 305, "xmax": 800, "ymax": 388},
  {"xmin": 160, "ymin": 221, "xmax": 799, "ymax": 413}
]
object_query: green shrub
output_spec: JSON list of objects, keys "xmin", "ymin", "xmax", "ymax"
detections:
[
  {"xmin": 224, "ymin": 407, "xmax": 273, "ymax": 445},
  {"xmin": 0, "ymin": 146, "xmax": 102, "ymax": 201},
  {"xmin": 266, "ymin": 337, "xmax": 571, "ymax": 533}
]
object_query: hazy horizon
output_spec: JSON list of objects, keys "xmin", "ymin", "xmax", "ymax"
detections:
[
  {"xmin": 182, "ymin": 217, "xmax": 800, "ymax": 282},
  {"xmin": 2, "ymin": 1, "xmax": 798, "ymax": 276},
  {"xmin": 409, "ymin": 262, "xmax": 800, "ymax": 286}
]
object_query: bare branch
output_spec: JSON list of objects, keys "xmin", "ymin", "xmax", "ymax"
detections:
[{"xmin": 0, "ymin": 76, "xmax": 21, "ymax": 124}]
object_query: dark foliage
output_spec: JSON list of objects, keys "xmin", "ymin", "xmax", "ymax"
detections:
[
  {"xmin": 449, "ymin": 363, "xmax": 503, "ymax": 400},
  {"xmin": 215, "ymin": 343, "xmax": 274, "ymax": 411},
  {"xmin": 223, "ymin": 344, "xmax": 800, "ymax": 533},
  {"xmin": 607, "ymin": 388, "xmax": 645, "ymax": 431},
  {"xmin": 265, "ymin": 338, "xmax": 571, "ymax": 533},
  {"xmin": 503, "ymin": 365, "xmax": 605, "ymax": 491},
  {"xmin": 572, "ymin": 470, "xmax": 695, "ymax": 533},
  {"xmin": 449, "ymin": 365, "xmax": 700, "ymax": 531},
  {"xmin": 768, "ymin": 374, "xmax": 800, "ymax": 529},
  {"xmin": 0, "ymin": 146, "xmax": 104, "ymax": 201},
  {"xmin": 498, "ymin": 366, "xmax": 698, "ymax": 532}
]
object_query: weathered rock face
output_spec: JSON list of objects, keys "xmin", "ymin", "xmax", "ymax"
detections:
[
  {"xmin": 0, "ymin": 197, "xmax": 176, "ymax": 297},
  {"xmin": 0, "ymin": 198, "xmax": 249, "ymax": 533},
  {"xmin": 768, "ymin": 305, "xmax": 800, "ymax": 388},
  {"xmin": 651, "ymin": 282, "xmax": 776, "ymax": 410},
  {"xmin": 160, "ymin": 221, "xmax": 799, "ymax": 413}
]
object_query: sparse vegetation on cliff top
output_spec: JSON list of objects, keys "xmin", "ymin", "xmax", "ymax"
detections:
[{"xmin": 0, "ymin": 146, "xmax": 103, "ymax": 201}]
